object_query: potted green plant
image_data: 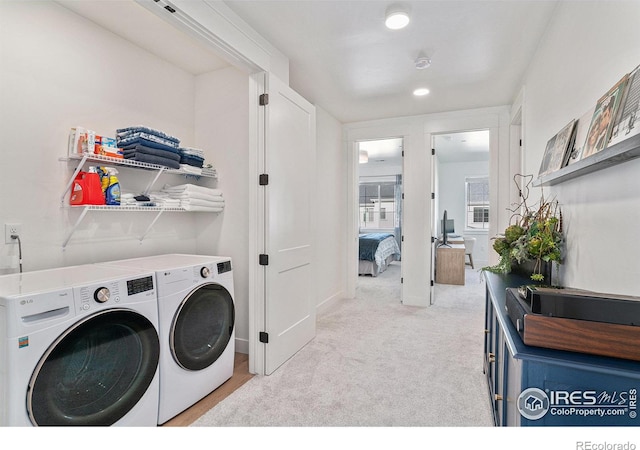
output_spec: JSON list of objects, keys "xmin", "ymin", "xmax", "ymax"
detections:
[{"xmin": 483, "ymin": 174, "xmax": 563, "ymax": 282}]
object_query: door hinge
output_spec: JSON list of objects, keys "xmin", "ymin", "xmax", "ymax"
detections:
[
  {"xmin": 259, "ymin": 174, "xmax": 269, "ymax": 186},
  {"xmin": 519, "ymin": 139, "xmax": 523, "ymax": 147},
  {"xmin": 401, "ymin": 277, "xmax": 403, "ymax": 284},
  {"xmin": 259, "ymin": 331, "xmax": 269, "ymax": 343},
  {"xmin": 431, "ymin": 236, "xmax": 435, "ymax": 243},
  {"xmin": 164, "ymin": 5, "xmax": 176, "ymax": 13},
  {"xmin": 432, "ymin": 148, "xmax": 435, "ymax": 155},
  {"xmin": 431, "ymin": 192, "xmax": 435, "ymax": 199},
  {"xmin": 402, "ymin": 193, "xmax": 404, "ymax": 200},
  {"xmin": 259, "ymin": 254, "xmax": 269, "ymax": 266},
  {"xmin": 431, "ymin": 280, "xmax": 434, "ymax": 287},
  {"xmin": 259, "ymin": 93, "xmax": 269, "ymax": 106},
  {"xmin": 402, "ymin": 150, "xmax": 405, "ymax": 157}
]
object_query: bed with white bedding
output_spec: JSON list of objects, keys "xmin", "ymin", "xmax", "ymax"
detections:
[{"xmin": 358, "ymin": 232, "xmax": 401, "ymax": 276}]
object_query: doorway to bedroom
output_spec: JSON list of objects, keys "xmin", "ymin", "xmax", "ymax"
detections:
[
  {"xmin": 431, "ymin": 129, "xmax": 490, "ymax": 303},
  {"xmin": 356, "ymin": 137, "xmax": 403, "ymax": 296}
]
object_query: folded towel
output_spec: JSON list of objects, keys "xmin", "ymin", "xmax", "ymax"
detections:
[
  {"xmin": 166, "ymin": 191, "xmax": 224, "ymax": 202},
  {"xmin": 125, "ymin": 153, "xmax": 181, "ymax": 169},
  {"xmin": 116, "ymin": 126, "xmax": 180, "ymax": 146},
  {"xmin": 181, "ymin": 205, "xmax": 224, "ymax": 212},
  {"xmin": 179, "ymin": 154, "xmax": 204, "ymax": 168},
  {"xmin": 179, "ymin": 164, "xmax": 203, "ymax": 175},
  {"xmin": 162, "ymin": 184, "xmax": 222, "ymax": 197},
  {"xmin": 201, "ymin": 167, "xmax": 217, "ymax": 177},
  {"xmin": 120, "ymin": 136, "xmax": 180, "ymax": 152},
  {"xmin": 179, "ymin": 147, "xmax": 205, "ymax": 158},
  {"xmin": 180, "ymin": 198, "xmax": 225, "ymax": 208},
  {"xmin": 123, "ymin": 145, "xmax": 181, "ymax": 162}
]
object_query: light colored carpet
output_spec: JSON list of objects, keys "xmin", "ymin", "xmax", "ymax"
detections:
[{"xmin": 192, "ymin": 262, "xmax": 494, "ymax": 427}]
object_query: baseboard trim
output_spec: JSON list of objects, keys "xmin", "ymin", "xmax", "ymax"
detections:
[
  {"xmin": 234, "ymin": 337, "xmax": 249, "ymax": 354},
  {"xmin": 317, "ymin": 290, "xmax": 346, "ymax": 316}
]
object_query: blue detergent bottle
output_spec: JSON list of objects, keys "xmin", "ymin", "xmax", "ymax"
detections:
[{"xmin": 105, "ymin": 167, "xmax": 121, "ymax": 205}]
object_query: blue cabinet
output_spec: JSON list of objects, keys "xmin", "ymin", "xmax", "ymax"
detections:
[{"xmin": 483, "ymin": 272, "xmax": 640, "ymax": 426}]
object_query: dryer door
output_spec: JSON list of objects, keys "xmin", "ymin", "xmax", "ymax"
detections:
[
  {"xmin": 170, "ymin": 283, "xmax": 235, "ymax": 371},
  {"xmin": 27, "ymin": 308, "xmax": 160, "ymax": 426}
]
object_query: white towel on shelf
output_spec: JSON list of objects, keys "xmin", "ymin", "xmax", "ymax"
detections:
[
  {"xmin": 181, "ymin": 204, "xmax": 224, "ymax": 212},
  {"xmin": 179, "ymin": 164, "xmax": 202, "ymax": 175},
  {"xmin": 162, "ymin": 183, "xmax": 222, "ymax": 197},
  {"xmin": 180, "ymin": 198, "xmax": 225, "ymax": 208},
  {"xmin": 167, "ymin": 191, "xmax": 224, "ymax": 203}
]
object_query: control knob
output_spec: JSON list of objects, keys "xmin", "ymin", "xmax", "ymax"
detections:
[
  {"xmin": 94, "ymin": 287, "xmax": 110, "ymax": 303},
  {"xmin": 200, "ymin": 266, "xmax": 211, "ymax": 278}
]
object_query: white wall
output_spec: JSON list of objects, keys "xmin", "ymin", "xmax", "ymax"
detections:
[
  {"xmin": 0, "ymin": 1, "xmax": 200, "ymax": 273},
  {"xmin": 520, "ymin": 1, "xmax": 640, "ymax": 295},
  {"xmin": 437, "ymin": 160, "xmax": 490, "ymax": 266},
  {"xmin": 315, "ymin": 106, "xmax": 348, "ymax": 314}
]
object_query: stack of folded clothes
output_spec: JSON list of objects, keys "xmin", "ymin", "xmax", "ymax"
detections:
[
  {"xmin": 159, "ymin": 183, "xmax": 224, "ymax": 212},
  {"xmin": 178, "ymin": 147, "xmax": 206, "ymax": 175},
  {"xmin": 116, "ymin": 126, "xmax": 182, "ymax": 169}
]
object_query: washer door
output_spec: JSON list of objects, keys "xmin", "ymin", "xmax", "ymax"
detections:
[
  {"xmin": 27, "ymin": 308, "xmax": 160, "ymax": 426},
  {"xmin": 170, "ymin": 282, "xmax": 235, "ymax": 371}
]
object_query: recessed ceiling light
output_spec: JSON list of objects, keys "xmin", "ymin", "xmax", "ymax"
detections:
[
  {"xmin": 413, "ymin": 88, "xmax": 430, "ymax": 96},
  {"xmin": 385, "ymin": 6, "xmax": 410, "ymax": 30}
]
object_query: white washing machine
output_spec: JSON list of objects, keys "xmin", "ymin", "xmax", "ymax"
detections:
[
  {"xmin": 100, "ymin": 254, "xmax": 235, "ymax": 424},
  {"xmin": 0, "ymin": 264, "xmax": 160, "ymax": 426}
]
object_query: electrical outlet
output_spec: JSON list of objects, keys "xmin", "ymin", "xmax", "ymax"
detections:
[{"xmin": 5, "ymin": 223, "xmax": 21, "ymax": 244}]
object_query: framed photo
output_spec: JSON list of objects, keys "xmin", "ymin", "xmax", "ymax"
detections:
[
  {"xmin": 538, "ymin": 120, "xmax": 576, "ymax": 176},
  {"xmin": 580, "ymin": 75, "xmax": 629, "ymax": 160},
  {"xmin": 609, "ymin": 65, "xmax": 640, "ymax": 147},
  {"xmin": 538, "ymin": 134, "xmax": 557, "ymax": 177},
  {"xmin": 566, "ymin": 106, "xmax": 595, "ymax": 165}
]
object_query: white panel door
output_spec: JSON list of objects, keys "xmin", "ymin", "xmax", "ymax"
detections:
[{"xmin": 262, "ymin": 73, "xmax": 316, "ymax": 375}]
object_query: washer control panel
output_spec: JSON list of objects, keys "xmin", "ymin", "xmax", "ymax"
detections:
[
  {"xmin": 75, "ymin": 275, "xmax": 154, "ymax": 312},
  {"xmin": 78, "ymin": 281, "xmax": 121, "ymax": 311}
]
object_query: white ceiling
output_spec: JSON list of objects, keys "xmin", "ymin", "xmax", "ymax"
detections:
[
  {"xmin": 56, "ymin": 0, "xmax": 230, "ymax": 75},
  {"xmin": 224, "ymin": 0, "xmax": 558, "ymax": 123}
]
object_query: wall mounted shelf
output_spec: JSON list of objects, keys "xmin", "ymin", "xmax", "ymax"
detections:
[
  {"xmin": 534, "ymin": 132, "xmax": 640, "ymax": 187},
  {"xmin": 62, "ymin": 205, "xmax": 188, "ymax": 248},
  {"xmin": 60, "ymin": 153, "xmax": 220, "ymax": 248},
  {"xmin": 60, "ymin": 153, "xmax": 217, "ymax": 206}
]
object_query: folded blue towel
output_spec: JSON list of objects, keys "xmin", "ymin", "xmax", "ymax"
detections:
[
  {"xmin": 116, "ymin": 126, "xmax": 180, "ymax": 145},
  {"xmin": 124, "ymin": 153, "xmax": 181, "ymax": 169},
  {"xmin": 179, "ymin": 154, "xmax": 204, "ymax": 168},
  {"xmin": 123, "ymin": 145, "xmax": 181, "ymax": 162},
  {"xmin": 120, "ymin": 137, "xmax": 180, "ymax": 153}
]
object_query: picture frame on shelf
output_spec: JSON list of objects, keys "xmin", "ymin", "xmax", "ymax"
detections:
[
  {"xmin": 609, "ymin": 64, "xmax": 640, "ymax": 147},
  {"xmin": 538, "ymin": 135, "xmax": 556, "ymax": 177},
  {"xmin": 566, "ymin": 106, "xmax": 595, "ymax": 165},
  {"xmin": 538, "ymin": 119, "xmax": 576, "ymax": 176},
  {"xmin": 580, "ymin": 74, "xmax": 629, "ymax": 160}
]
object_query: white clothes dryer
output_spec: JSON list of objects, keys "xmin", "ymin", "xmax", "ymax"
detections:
[
  {"xmin": 100, "ymin": 254, "xmax": 235, "ymax": 424},
  {"xmin": 0, "ymin": 264, "xmax": 160, "ymax": 426}
]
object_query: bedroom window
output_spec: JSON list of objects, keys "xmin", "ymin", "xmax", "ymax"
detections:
[
  {"xmin": 359, "ymin": 181, "xmax": 398, "ymax": 230},
  {"xmin": 465, "ymin": 177, "xmax": 489, "ymax": 230}
]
